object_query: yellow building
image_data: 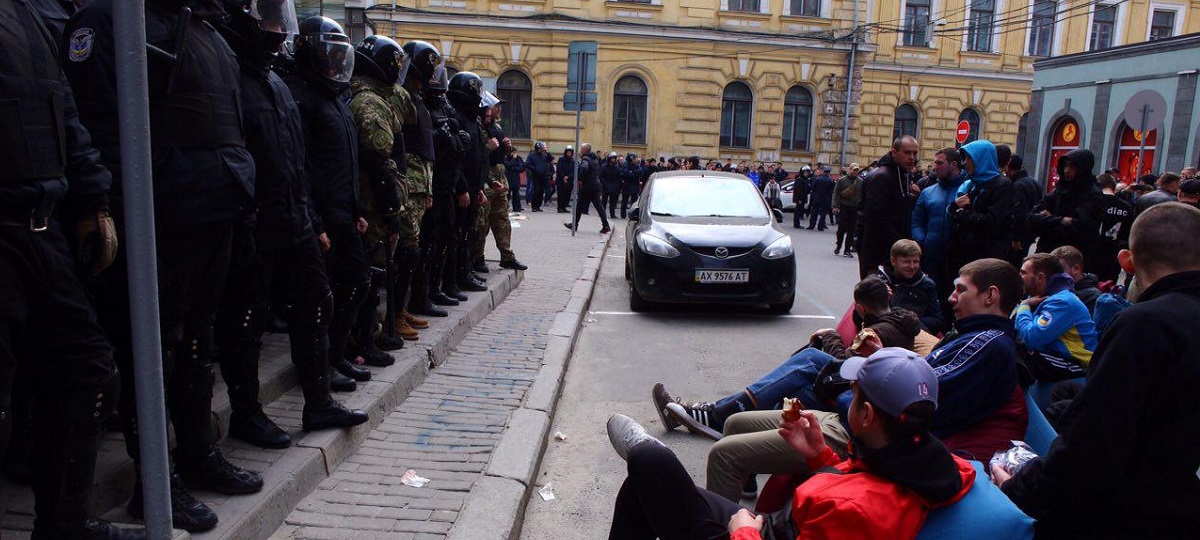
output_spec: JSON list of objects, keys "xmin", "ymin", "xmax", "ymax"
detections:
[{"xmin": 347, "ymin": 0, "xmax": 1197, "ymax": 167}]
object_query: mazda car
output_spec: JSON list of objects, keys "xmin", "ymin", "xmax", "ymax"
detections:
[{"xmin": 624, "ymin": 171, "xmax": 796, "ymax": 313}]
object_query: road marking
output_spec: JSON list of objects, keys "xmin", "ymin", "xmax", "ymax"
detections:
[
  {"xmin": 606, "ymin": 254, "xmax": 626, "ymax": 259},
  {"xmin": 589, "ymin": 311, "xmax": 835, "ymax": 319}
]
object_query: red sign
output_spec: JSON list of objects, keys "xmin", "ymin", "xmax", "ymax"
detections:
[{"xmin": 956, "ymin": 120, "xmax": 970, "ymax": 144}]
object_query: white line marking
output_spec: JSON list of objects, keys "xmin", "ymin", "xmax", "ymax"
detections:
[{"xmin": 589, "ymin": 311, "xmax": 835, "ymax": 319}]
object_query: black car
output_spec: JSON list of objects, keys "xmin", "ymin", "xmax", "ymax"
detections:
[{"xmin": 624, "ymin": 171, "xmax": 796, "ymax": 313}]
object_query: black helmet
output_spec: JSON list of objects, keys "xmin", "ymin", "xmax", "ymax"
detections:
[
  {"xmin": 626, "ymin": 153, "xmax": 637, "ymax": 161},
  {"xmin": 401, "ymin": 41, "xmax": 441, "ymax": 85},
  {"xmin": 218, "ymin": 0, "xmax": 298, "ymax": 58},
  {"xmin": 447, "ymin": 71, "xmax": 486, "ymax": 113},
  {"xmin": 295, "ymin": 16, "xmax": 354, "ymax": 83},
  {"xmin": 354, "ymin": 35, "xmax": 409, "ymax": 85}
]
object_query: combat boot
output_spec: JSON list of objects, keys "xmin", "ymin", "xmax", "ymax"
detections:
[
  {"xmin": 228, "ymin": 408, "xmax": 291, "ymax": 449},
  {"xmin": 176, "ymin": 446, "xmax": 264, "ymax": 495},
  {"xmin": 393, "ymin": 317, "xmax": 420, "ymax": 341},
  {"xmin": 333, "ymin": 357, "xmax": 372, "ymax": 382},
  {"xmin": 127, "ymin": 475, "xmax": 217, "ymax": 533},
  {"xmin": 472, "ymin": 258, "xmax": 489, "ymax": 273},
  {"xmin": 403, "ymin": 311, "xmax": 429, "ymax": 329},
  {"xmin": 330, "ymin": 367, "xmax": 357, "ymax": 392}
]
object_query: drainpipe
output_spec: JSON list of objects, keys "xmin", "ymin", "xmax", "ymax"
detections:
[{"xmin": 839, "ymin": 0, "xmax": 860, "ymax": 167}]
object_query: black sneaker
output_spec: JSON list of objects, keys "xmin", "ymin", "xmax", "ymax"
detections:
[
  {"xmin": 76, "ymin": 518, "xmax": 146, "ymax": 540},
  {"xmin": 600, "ymin": 226, "xmax": 612, "ymax": 234},
  {"xmin": 499, "ymin": 259, "xmax": 528, "ymax": 271},
  {"xmin": 128, "ymin": 476, "xmax": 218, "ymax": 533},
  {"xmin": 663, "ymin": 402, "xmax": 722, "ymax": 441},
  {"xmin": 742, "ymin": 476, "xmax": 759, "ymax": 499},
  {"xmin": 651, "ymin": 383, "xmax": 680, "ymax": 430},
  {"xmin": 176, "ymin": 447, "xmax": 264, "ymax": 495},
  {"xmin": 229, "ymin": 409, "xmax": 291, "ymax": 449}
]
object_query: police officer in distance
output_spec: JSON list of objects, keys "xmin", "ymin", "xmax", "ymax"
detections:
[
  {"xmin": 284, "ymin": 16, "xmax": 375, "ymax": 385},
  {"xmin": 0, "ymin": 1, "xmax": 142, "ymax": 538},
  {"xmin": 445, "ymin": 71, "xmax": 491, "ymax": 293},
  {"xmin": 65, "ymin": 0, "xmax": 260, "ymax": 530},
  {"xmin": 566, "ymin": 143, "xmax": 611, "ymax": 233},
  {"xmin": 212, "ymin": 0, "xmax": 368, "ymax": 454}
]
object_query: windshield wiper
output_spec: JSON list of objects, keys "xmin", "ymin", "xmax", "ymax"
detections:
[{"xmin": 650, "ymin": 211, "xmax": 676, "ymax": 216}]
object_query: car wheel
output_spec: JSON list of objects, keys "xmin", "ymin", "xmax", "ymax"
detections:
[
  {"xmin": 768, "ymin": 295, "xmax": 794, "ymax": 315},
  {"xmin": 629, "ymin": 284, "xmax": 651, "ymax": 312}
]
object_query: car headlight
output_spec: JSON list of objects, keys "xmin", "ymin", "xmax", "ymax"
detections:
[
  {"xmin": 637, "ymin": 232, "xmax": 680, "ymax": 258},
  {"xmin": 761, "ymin": 236, "xmax": 793, "ymax": 259}
]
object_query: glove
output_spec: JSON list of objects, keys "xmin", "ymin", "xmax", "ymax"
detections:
[{"xmin": 75, "ymin": 210, "xmax": 118, "ymax": 276}]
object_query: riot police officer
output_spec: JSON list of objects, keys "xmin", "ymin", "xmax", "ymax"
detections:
[
  {"xmin": 424, "ymin": 68, "xmax": 472, "ymax": 306},
  {"xmin": 65, "ymin": 0, "xmax": 261, "ymax": 531},
  {"xmin": 445, "ymin": 72, "xmax": 491, "ymax": 293},
  {"xmin": 0, "ymin": 1, "xmax": 141, "ymax": 538},
  {"xmin": 213, "ymin": 0, "xmax": 368, "ymax": 454},
  {"xmin": 621, "ymin": 153, "xmax": 642, "ymax": 218},
  {"xmin": 284, "ymin": 17, "xmax": 375, "ymax": 386},
  {"xmin": 601, "ymin": 152, "xmax": 623, "ymax": 219}
]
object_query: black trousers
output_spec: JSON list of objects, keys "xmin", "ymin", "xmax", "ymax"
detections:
[
  {"xmin": 557, "ymin": 181, "xmax": 574, "ymax": 213},
  {"xmin": 608, "ymin": 442, "xmax": 738, "ymax": 540},
  {"xmin": 530, "ymin": 176, "xmax": 547, "ymax": 210},
  {"xmin": 835, "ymin": 208, "xmax": 857, "ymax": 251},
  {"xmin": 621, "ymin": 191, "xmax": 637, "ymax": 216},
  {"xmin": 603, "ymin": 191, "xmax": 620, "ymax": 217},
  {"xmin": 792, "ymin": 199, "xmax": 806, "ymax": 227},
  {"xmin": 808, "ymin": 205, "xmax": 831, "ymax": 230},
  {"xmin": 573, "ymin": 189, "xmax": 610, "ymax": 229},
  {"xmin": 324, "ymin": 230, "xmax": 369, "ymax": 366}
]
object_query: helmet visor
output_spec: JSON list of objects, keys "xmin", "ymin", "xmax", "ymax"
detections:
[
  {"xmin": 394, "ymin": 49, "xmax": 411, "ymax": 86},
  {"xmin": 313, "ymin": 34, "xmax": 354, "ymax": 83},
  {"xmin": 480, "ymin": 89, "xmax": 501, "ymax": 108},
  {"xmin": 249, "ymin": 0, "xmax": 299, "ymax": 35}
]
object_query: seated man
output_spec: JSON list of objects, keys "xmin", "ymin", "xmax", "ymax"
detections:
[
  {"xmin": 994, "ymin": 203, "xmax": 1200, "ymax": 537},
  {"xmin": 606, "ymin": 348, "xmax": 974, "ymax": 540},
  {"xmin": 1015, "ymin": 253, "xmax": 1098, "ymax": 382},
  {"xmin": 1050, "ymin": 245, "xmax": 1102, "ymax": 314},
  {"xmin": 661, "ymin": 259, "xmax": 1027, "ymax": 501},
  {"xmin": 878, "ymin": 239, "xmax": 945, "ymax": 334},
  {"xmin": 654, "ymin": 275, "xmax": 921, "ymax": 442}
]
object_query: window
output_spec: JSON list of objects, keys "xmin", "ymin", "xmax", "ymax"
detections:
[
  {"xmin": 497, "ymin": 70, "xmax": 532, "ymax": 140},
  {"xmin": 781, "ymin": 86, "xmax": 813, "ymax": 151},
  {"xmin": 1150, "ymin": 9, "xmax": 1177, "ymax": 41},
  {"xmin": 903, "ymin": 0, "xmax": 932, "ymax": 47},
  {"xmin": 1090, "ymin": 4, "xmax": 1117, "ymax": 50},
  {"xmin": 727, "ymin": 0, "xmax": 761, "ymax": 12},
  {"xmin": 720, "ymin": 82, "xmax": 753, "ymax": 148},
  {"xmin": 1028, "ymin": 0, "xmax": 1056, "ymax": 57},
  {"xmin": 958, "ymin": 108, "xmax": 981, "ymax": 144},
  {"xmin": 893, "ymin": 104, "xmax": 919, "ymax": 140},
  {"xmin": 612, "ymin": 75, "xmax": 648, "ymax": 145},
  {"xmin": 789, "ymin": 0, "xmax": 820, "ymax": 16},
  {"xmin": 967, "ymin": 0, "xmax": 996, "ymax": 52}
]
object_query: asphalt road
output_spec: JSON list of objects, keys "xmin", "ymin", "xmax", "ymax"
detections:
[{"xmin": 519, "ymin": 215, "xmax": 862, "ymax": 539}]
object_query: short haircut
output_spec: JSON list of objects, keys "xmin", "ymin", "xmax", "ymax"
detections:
[
  {"xmin": 1130, "ymin": 202, "xmax": 1200, "ymax": 273},
  {"xmin": 1008, "ymin": 154, "xmax": 1024, "ymax": 170},
  {"xmin": 1025, "ymin": 252, "xmax": 1066, "ymax": 277},
  {"xmin": 1140, "ymin": 174, "xmax": 1158, "ymax": 186},
  {"xmin": 891, "ymin": 239, "xmax": 922, "ymax": 259},
  {"xmin": 851, "ymin": 385, "xmax": 936, "ymax": 447},
  {"xmin": 853, "ymin": 275, "xmax": 892, "ymax": 313},
  {"xmin": 1050, "ymin": 245, "xmax": 1085, "ymax": 271},
  {"xmin": 995, "ymin": 144, "xmax": 1012, "ymax": 169},
  {"xmin": 935, "ymin": 147, "xmax": 961, "ymax": 166},
  {"xmin": 959, "ymin": 258, "xmax": 1023, "ymax": 313},
  {"xmin": 1098, "ymin": 174, "xmax": 1117, "ymax": 191},
  {"xmin": 892, "ymin": 135, "xmax": 918, "ymax": 149},
  {"xmin": 1159, "ymin": 172, "xmax": 1181, "ymax": 186}
]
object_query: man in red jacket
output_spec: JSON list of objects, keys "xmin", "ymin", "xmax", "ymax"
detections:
[{"xmin": 605, "ymin": 348, "xmax": 974, "ymax": 540}]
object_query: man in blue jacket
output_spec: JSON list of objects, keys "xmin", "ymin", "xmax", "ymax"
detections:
[
  {"xmin": 947, "ymin": 140, "xmax": 1014, "ymax": 277},
  {"xmin": 1014, "ymin": 253, "xmax": 1098, "ymax": 382},
  {"xmin": 525, "ymin": 141, "xmax": 554, "ymax": 212},
  {"xmin": 912, "ymin": 147, "xmax": 964, "ymax": 288}
]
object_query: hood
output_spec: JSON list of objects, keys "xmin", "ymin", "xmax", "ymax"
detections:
[
  {"xmin": 1046, "ymin": 273, "xmax": 1076, "ymax": 296},
  {"xmin": 653, "ymin": 220, "xmax": 776, "ymax": 247},
  {"xmin": 961, "ymin": 140, "xmax": 1001, "ymax": 183},
  {"xmin": 848, "ymin": 437, "xmax": 973, "ymax": 506},
  {"xmin": 865, "ymin": 309, "xmax": 922, "ymax": 340},
  {"xmin": 1076, "ymin": 273, "xmax": 1100, "ymax": 290},
  {"xmin": 1056, "ymin": 149, "xmax": 1098, "ymax": 191}
]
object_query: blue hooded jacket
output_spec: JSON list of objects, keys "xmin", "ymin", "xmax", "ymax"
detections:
[
  {"xmin": 947, "ymin": 140, "xmax": 1015, "ymax": 264},
  {"xmin": 1014, "ymin": 273, "xmax": 1098, "ymax": 376},
  {"xmin": 912, "ymin": 171, "xmax": 965, "ymax": 278},
  {"xmin": 961, "ymin": 140, "xmax": 1002, "ymax": 184}
]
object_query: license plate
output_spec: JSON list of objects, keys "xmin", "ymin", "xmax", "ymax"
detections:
[{"xmin": 695, "ymin": 269, "xmax": 749, "ymax": 283}]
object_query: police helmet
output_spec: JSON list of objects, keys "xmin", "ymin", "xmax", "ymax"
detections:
[
  {"xmin": 607, "ymin": 152, "xmax": 618, "ymax": 159},
  {"xmin": 296, "ymin": 16, "xmax": 354, "ymax": 83},
  {"xmin": 220, "ymin": 0, "xmax": 298, "ymax": 55},
  {"xmin": 626, "ymin": 153, "xmax": 637, "ymax": 161},
  {"xmin": 534, "ymin": 141, "xmax": 547, "ymax": 151},
  {"xmin": 401, "ymin": 41, "xmax": 441, "ymax": 85},
  {"xmin": 354, "ymin": 35, "xmax": 410, "ymax": 86},
  {"xmin": 447, "ymin": 71, "xmax": 486, "ymax": 112}
]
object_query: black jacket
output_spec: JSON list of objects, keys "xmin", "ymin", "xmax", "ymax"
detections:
[
  {"xmin": 1009, "ymin": 169, "xmax": 1041, "ymax": 246},
  {"xmin": 525, "ymin": 149, "xmax": 553, "ymax": 182},
  {"xmin": 859, "ymin": 153, "xmax": 913, "ymax": 273},
  {"xmin": 427, "ymin": 95, "xmax": 468, "ymax": 196},
  {"xmin": 948, "ymin": 174, "xmax": 1015, "ymax": 266},
  {"xmin": 1093, "ymin": 193, "xmax": 1134, "ymax": 282},
  {"xmin": 450, "ymin": 108, "xmax": 486, "ymax": 193},
  {"xmin": 809, "ymin": 173, "xmax": 836, "ymax": 209},
  {"xmin": 285, "ymin": 69, "xmax": 361, "ymax": 238},
  {"xmin": 878, "ymin": 267, "xmax": 944, "ymax": 334},
  {"xmin": 504, "ymin": 154, "xmax": 524, "ymax": 184},
  {"xmin": 1002, "ymin": 272, "xmax": 1200, "ymax": 538},
  {"xmin": 556, "ymin": 152, "xmax": 576, "ymax": 184},
  {"xmin": 1029, "ymin": 149, "xmax": 1104, "ymax": 265},
  {"xmin": 600, "ymin": 160, "xmax": 623, "ymax": 193},
  {"xmin": 578, "ymin": 152, "xmax": 602, "ymax": 193},
  {"xmin": 622, "ymin": 161, "xmax": 642, "ymax": 195}
]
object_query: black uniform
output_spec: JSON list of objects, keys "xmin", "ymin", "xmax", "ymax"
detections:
[
  {"xmin": 601, "ymin": 159, "xmax": 622, "ymax": 218},
  {"xmin": 64, "ymin": 0, "xmax": 260, "ymax": 501},
  {"xmin": 571, "ymin": 151, "xmax": 609, "ymax": 230},
  {"xmin": 0, "ymin": 1, "xmax": 130, "ymax": 537},
  {"xmin": 427, "ymin": 93, "xmax": 469, "ymax": 300},
  {"xmin": 447, "ymin": 106, "xmax": 486, "ymax": 289},
  {"xmin": 620, "ymin": 159, "xmax": 642, "ymax": 218},
  {"xmin": 555, "ymin": 151, "xmax": 576, "ymax": 213}
]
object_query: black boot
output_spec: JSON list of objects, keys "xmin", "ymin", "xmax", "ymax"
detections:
[
  {"xmin": 330, "ymin": 367, "xmax": 357, "ymax": 392},
  {"xmin": 329, "ymin": 281, "xmax": 369, "ymax": 382},
  {"xmin": 458, "ymin": 275, "xmax": 487, "ymax": 292},
  {"xmin": 410, "ymin": 301, "xmax": 448, "ymax": 317},
  {"xmin": 71, "ymin": 518, "xmax": 146, "ymax": 540},
  {"xmin": 472, "ymin": 258, "xmax": 489, "ymax": 273},
  {"xmin": 443, "ymin": 283, "xmax": 468, "ymax": 301},
  {"xmin": 430, "ymin": 291, "xmax": 460, "ymax": 306},
  {"xmin": 292, "ymin": 319, "xmax": 369, "ymax": 432},
  {"xmin": 408, "ymin": 244, "xmax": 447, "ymax": 317},
  {"xmin": 128, "ymin": 474, "xmax": 218, "ymax": 533},
  {"xmin": 228, "ymin": 408, "xmax": 291, "ymax": 449},
  {"xmin": 333, "ymin": 358, "xmax": 372, "ymax": 382},
  {"xmin": 175, "ymin": 446, "xmax": 264, "ymax": 495}
]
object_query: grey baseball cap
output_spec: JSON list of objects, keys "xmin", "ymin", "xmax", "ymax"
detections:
[{"xmin": 839, "ymin": 347, "xmax": 938, "ymax": 417}]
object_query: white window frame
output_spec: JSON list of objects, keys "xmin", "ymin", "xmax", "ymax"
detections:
[
  {"xmin": 1024, "ymin": 0, "xmax": 1066, "ymax": 57},
  {"xmin": 896, "ymin": 0, "xmax": 942, "ymax": 48},
  {"xmin": 1146, "ymin": 2, "xmax": 1186, "ymax": 42},
  {"xmin": 962, "ymin": 0, "xmax": 1004, "ymax": 54},
  {"xmin": 720, "ymin": 0, "xmax": 770, "ymax": 14},
  {"xmin": 782, "ymin": 0, "xmax": 829, "ymax": 18},
  {"xmin": 1086, "ymin": 1, "xmax": 1127, "ymax": 51}
]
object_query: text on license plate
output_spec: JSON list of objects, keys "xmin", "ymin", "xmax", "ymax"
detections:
[{"xmin": 695, "ymin": 269, "xmax": 749, "ymax": 283}]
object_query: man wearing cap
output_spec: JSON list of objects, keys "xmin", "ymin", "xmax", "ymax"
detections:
[
  {"xmin": 1178, "ymin": 178, "xmax": 1200, "ymax": 209},
  {"xmin": 604, "ymin": 348, "xmax": 974, "ymax": 540}
]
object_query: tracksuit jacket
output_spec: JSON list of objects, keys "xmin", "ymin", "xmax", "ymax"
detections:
[{"xmin": 1013, "ymin": 273, "xmax": 1098, "ymax": 379}]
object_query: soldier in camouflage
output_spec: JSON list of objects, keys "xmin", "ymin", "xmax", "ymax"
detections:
[{"xmin": 474, "ymin": 104, "xmax": 527, "ymax": 271}]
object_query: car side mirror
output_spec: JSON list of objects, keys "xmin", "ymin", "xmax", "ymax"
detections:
[
  {"xmin": 772, "ymin": 208, "xmax": 784, "ymax": 223},
  {"xmin": 628, "ymin": 207, "xmax": 640, "ymax": 221}
]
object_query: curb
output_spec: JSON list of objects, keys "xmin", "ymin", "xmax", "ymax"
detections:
[{"xmin": 447, "ymin": 233, "xmax": 613, "ymax": 540}]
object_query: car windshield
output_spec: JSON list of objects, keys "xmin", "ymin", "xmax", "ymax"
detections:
[{"xmin": 647, "ymin": 176, "xmax": 769, "ymax": 218}]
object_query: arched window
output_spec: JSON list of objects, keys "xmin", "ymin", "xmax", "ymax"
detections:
[
  {"xmin": 612, "ymin": 75, "xmax": 648, "ymax": 145},
  {"xmin": 720, "ymin": 82, "xmax": 753, "ymax": 148},
  {"xmin": 497, "ymin": 70, "xmax": 532, "ymax": 140},
  {"xmin": 958, "ymin": 108, "xmax": 982, "ymax": 144},
  {"xmin": 893, "ymin": 104, "xmax": 919, "ymax": 141},
  {"xmin": 781, "ymin": 86, "xmax": 813, "ymax": 151}
]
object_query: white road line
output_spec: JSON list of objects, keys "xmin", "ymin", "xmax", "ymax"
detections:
[{"xmin": 589, "ymin": 311, "xmax": 835, "ymax": 319}]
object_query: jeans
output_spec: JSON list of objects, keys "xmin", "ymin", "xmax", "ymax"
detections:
[
  {"xmin": 609, "ymin": 442, "xmax": 738, "ymax": 540},
  {"xmin": 716, "ymin": 347, "xmax": 834, "ymax": 412}
]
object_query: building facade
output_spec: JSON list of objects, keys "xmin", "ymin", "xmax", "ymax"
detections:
[{"xmin": 332, "ymin": 0, "xmax": 1198, "ymax": 168}]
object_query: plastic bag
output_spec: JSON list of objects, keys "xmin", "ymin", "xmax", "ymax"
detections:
[{"xmin": 990, "ymin": 441, "xmax": 1038, "ymax": 476}]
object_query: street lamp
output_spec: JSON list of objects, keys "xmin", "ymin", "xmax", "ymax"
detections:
[{"xmin": 926, "ymin": 18, "xmax": 947, "ymax": 47}]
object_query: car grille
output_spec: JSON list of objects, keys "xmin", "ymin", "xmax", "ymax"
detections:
[
  {"xmin": 682, "ymin": 281, "xmax": 759, "ymax": 296},
  {"xmin": 689, "ymin": 246, "xmax": 755, "ymax": 258}
]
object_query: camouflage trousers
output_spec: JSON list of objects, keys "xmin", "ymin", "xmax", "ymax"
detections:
[{"xmin": 475, "ymin": 167, "xmax": 515, "ymax": 262}]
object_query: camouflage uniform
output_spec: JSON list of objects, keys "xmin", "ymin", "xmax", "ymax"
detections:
[
  {"xmin": 475, "ymin": 163, "xmax": 516, "ymax": 263},
  {"xmin": 390, "ymin": 86, "xmax": 429, "ymax": 249},
  {"xmin": 348, "ymin": 76, "xmax": 407, "ymax": 249}
]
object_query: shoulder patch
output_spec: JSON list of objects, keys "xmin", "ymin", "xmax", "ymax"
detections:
[
  {"xmin": 1037, "ymin": 312, "xmax": 1053, "ymax": 328},
  {"xmin": 68, "ymin": 28, "xmax": 95, "ymax": 62}
]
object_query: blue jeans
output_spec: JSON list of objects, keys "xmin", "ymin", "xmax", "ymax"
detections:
[{"xmin": 716, "ymin": 347, "xmax": 833, "ymax": 412}]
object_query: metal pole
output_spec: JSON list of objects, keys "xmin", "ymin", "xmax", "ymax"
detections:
[
  {"xmin": 1136, "ymin": 104, "xmax": 1149, "ymax": 179},
  {"xmin": 113, "ymin": 1, "xmax": 173, "ymax": 538},
  {"xmin": 839, "ymin": 0, "xmax": 860, "ymax": 167},
  {"xmin": 570, "ymin": 51, "xmax": 588, "ymax": 237}
]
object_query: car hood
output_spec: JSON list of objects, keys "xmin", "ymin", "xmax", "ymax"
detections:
[{"xmin": 651, "ymin": 218, "xmax": 778, "ymax": 247}]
